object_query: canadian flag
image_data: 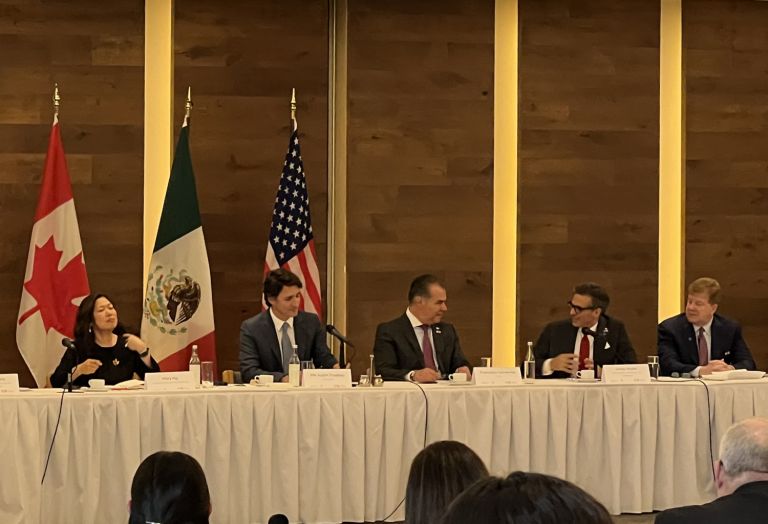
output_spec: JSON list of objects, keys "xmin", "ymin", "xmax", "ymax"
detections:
[{"xmin": 16, "ymin": 115, "xmax": 90, "ymax": 388}]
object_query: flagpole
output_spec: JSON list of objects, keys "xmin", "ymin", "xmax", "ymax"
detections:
[
  {"xmin": 53, "ymin": 84, "xmax": 60, "ymax": 116},
  {"xmin": 290, "ymin": 88, "xmax": 297, "ymax": 131},
  {"xmin": 186, "ymin": 87, "xmax": 193, "ymax": 118}
]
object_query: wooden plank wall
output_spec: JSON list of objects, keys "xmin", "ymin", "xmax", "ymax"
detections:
[
  {"xmin": 518, "ymin": 0, "xmax": 660, "ymax": 362},
  {"xmin": 684, "ymin": 0, "xmax": 768, "ymax": 370},
  {"xmin": 0, "ymin": 0, "xmax": 144, "ymax": 386},
  {"xmin": 174, "ymin": 0, "xmax": 329, "ymax": 374},
  {"xmin": 346, "ymin": 0, "xmax": 495, "ymax": 372}
]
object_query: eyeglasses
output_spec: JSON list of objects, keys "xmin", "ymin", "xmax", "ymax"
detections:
[{"xmin": 567, "ymin": 301, "xmax": 596, "ymax": 314}]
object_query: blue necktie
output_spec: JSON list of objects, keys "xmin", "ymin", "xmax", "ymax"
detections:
[{"xmin": 281, "ymin": 323, "xmax": 293, "ymax": 373}]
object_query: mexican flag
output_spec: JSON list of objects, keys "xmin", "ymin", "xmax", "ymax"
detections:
[
  {"xmin": 141, "ymin": 115, "xmax": 216, "ymax": 372},
  {"xmin": 17, "ymin": 115, "xmax": 90, "ymax": 387}
]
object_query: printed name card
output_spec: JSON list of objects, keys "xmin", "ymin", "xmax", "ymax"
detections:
[
  {"xmin": 0, "ymin": 374, "xmax": 20, "ymax": 393},
  {"xmin": 601, "ymin": 364, "xmax": 651, "ymax": 384},
  {"xmin": 145, "ymin": 372, "xmax": 197, "ymax": 391},
  {"xmin": 302, "ymin": 369, "xmax": 352, "ymax": 389},
  {"xmin": 472, "ymin": 367, "xmax": 522, "ymax": 386}
]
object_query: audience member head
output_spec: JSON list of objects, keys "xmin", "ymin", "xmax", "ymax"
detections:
[
  {"xmin": 440, "ymin": 472, "xmax": 613, "ymax": 524},
  {"xmin": 408, "ymin": 274, "xmax": 447, "ymax": 325},
  {"xmin": 686, "ymin": 277, "xmax": 721, "ymax": 327},
  {"xmin": 405, "ymin": 440, "xmax": 489, "ymax": 524},
  {"xmin": 129, "ymin": 451, "xmax": 211, "ymax": 524},
  {"xmin": 74, "ymin": 294, "xmax": 127, "ymax": 351},
  {"xmin": 716, "ymin": 417, "xmax": 768, "ymax": 497},
  {"xmin": 263, "ymin": 268, "xmax": 303, "ymax": 320},
  {"xmin": 569, "ymin": 283, "xmax": 609, "ymax": 329}
]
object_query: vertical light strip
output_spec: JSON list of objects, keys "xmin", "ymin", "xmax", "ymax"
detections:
[
  {"xmin": 327, "ymin": 0, "xmax": 348, "ymax": 351},
  {"xmin": 493, "ymin": 0, "xmax": 519, "ymax": 367},
  {"xmin": 143, "ymin": 0, "xmax": 174, "ymax": 284},
  {"xmin": 658, "ymin": 0, "xmax": 684, "ymax": 321}
]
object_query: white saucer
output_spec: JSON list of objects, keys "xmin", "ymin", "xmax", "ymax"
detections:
[
  {"xmin": 448, "ymin": 381, "xmax": 472, "ymax": 386},
  {"xmin": 574, "ymin": 378, "xmax": 600, "ymax": 383},
  {"xmin": 84, "ymin": 387, "xmax": 109, "ymax": 392}
]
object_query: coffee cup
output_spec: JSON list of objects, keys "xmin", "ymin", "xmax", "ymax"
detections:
[
  {"xmin": 448, "ymin": 373, "xmax": 467, "ymax": 382},
  {"xmin": 577, "ymin": 370, "xmax": 595, "ymax": 380},
  {"xmin": 255, "ymin": 375, "xmax": 274, "ymax": 385},
  {"xmin": 89, "ymin": 379, "xmax": 106, "ymax": 390}
]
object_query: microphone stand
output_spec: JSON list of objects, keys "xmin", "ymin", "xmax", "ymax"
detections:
[{"xmin": 339, "ymin": 340, "xmax": 346, "ymax": 369}]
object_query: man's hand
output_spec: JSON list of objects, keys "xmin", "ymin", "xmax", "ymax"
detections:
[
  {"xmin": 699, "ymin": 360, "xmax": 731, "ymax": 376},
  {"xmin": 455, "ymin": 366, "xmax": 471, "ymax": 380},
  {"xmin": 74, "ymin": 359, "xmax": 101, "ymax": 379},
  {"xmin": 413, "ymin": 368, "xmax": 440, "ymax": 383},
  {"xmin": 281, "ymin": 375, "xmax": 289, "ymax": 383},
  {"xmin": 584, "ymin": 359, "xmax": 595, "ymax": 371},
  {"xmin": 551, "ymin": 353, "xmax": 578, "ymax": 374}
]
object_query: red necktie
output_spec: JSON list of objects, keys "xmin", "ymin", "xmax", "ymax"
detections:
[
  {"xmin": 578, "ymin": 331, "xmax": 590, "ymax": 371},
  {"xmin": 698, "ymin": 328, "xmax": 709, "ymax": 366},
  {"xmin": 420, "ymin": 325, "xmax": 437, "ymax": 371}
]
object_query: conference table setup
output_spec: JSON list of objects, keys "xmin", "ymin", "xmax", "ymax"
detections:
[{"xmin": 3, "ymin": 376, "xmax": 768, "ymax": 524}]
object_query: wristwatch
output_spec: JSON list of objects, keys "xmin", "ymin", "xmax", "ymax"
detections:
[
  {"xmin": 139, "ymin": 348, "xmax": 150, "ymax": 358},
  {"xmin": 408, "ymin": 371, "xmax": 416, "ymax": 381}
]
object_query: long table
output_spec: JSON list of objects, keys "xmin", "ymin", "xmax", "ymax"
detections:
[{"xmin": 2, "ymin": 379, "xmax": 768, "ymax": 524}]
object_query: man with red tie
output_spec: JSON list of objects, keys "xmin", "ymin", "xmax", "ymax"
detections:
[
  {"xmin": 531, "ymin": 283, "xmax": 637, "ymax": 378},
  {"xmin": 657, "ymin": 278, "xmax": 756, "ymax": 377},
  {"xmin": 373, "ymin": 274, "xmax": 471, "ymax": 383}
]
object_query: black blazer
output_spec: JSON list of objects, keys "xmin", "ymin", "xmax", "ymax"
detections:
[
  {"xmin": 239, "ymin": 309, "xmax": 338, "ymax": 383},
  {"xmin": 657, "ymin": 313, "xmax": 756, "ymax": 376},
  {"xmin": 373, "ymin": 314, "xmax": 471, "ymax": 381},
  {"xmin": 655, "ymin": 481, "xmax": 768, "ymax": 524},
  {"xmin": 531, "ymin": 315, "xmax": 637, "ymax": 379}
]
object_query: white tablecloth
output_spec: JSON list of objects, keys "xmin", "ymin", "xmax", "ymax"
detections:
[{"xmin": 2, "ymin": 379, "xmax": 768, "ymax": 524}]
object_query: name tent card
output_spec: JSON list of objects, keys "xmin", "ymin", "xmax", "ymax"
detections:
[
  {"xmin": 0, "ymin": 374, "xmax": 20, "ymax": 393},
  {"xmin": 472, "ymin": 367, "xmax": 522, "ymax": 386},
  {"xmin": 302, "ymin": 369, "xmax": 352, "ymax": 389},
  {"xmin": 601, "ymin": 364, "xmax": 651, "ymax": 384},
  {"xmin": 145, "ymin": 372, "xmax": 197, "ymax": 391}
]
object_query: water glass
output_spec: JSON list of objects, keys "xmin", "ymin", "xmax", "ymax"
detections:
[
  {"xmin": 523, "ymin": 360, "xmax": 536, "ymax": 383},
  {"xmin": 647, "ymin": 355, "xmax": 660, "ymax": 379},
  {"xmin": 201, "ymin": 361, "xmax": 214, "ymax": 388},
  {"xmin": 300, "ymin": 361, "xmax": 314, "ymax": 385},
  {"xmin": 481, "ymin": 357, "xmax": 492, "ymax": 367}
]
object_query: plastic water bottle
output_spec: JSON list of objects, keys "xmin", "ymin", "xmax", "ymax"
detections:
[
  {"xmin": 523, "ymin": 341, "xmax": 536, "ymax": 384},
  {"xmin": 189, "ymin": 345, "xmax": 201, "ymax": 388},
  {"xmin": 289, "ymin": 346, "xmax": 300, "ymax": 387}
]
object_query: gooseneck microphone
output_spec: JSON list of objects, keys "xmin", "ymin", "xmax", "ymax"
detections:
[
  {"xmin": 61, "ymin": 338, "xmax": 79, "ymax": 392},
  {"xmin": 582, "ymin": 327, "xmax": 629, "ymax": 365},
  {"xmin": 325, "ymin": 324, "xmax": 355, "ymax": 347}
]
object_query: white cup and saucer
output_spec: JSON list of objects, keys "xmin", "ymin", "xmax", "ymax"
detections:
[
  {"xmin": 575, "ymin": 370, "xmax": 598, "ymax": 382},
  {"xmin": 250, "ymin": 375, "xmax": 274, "ymax": 386},
  {"xmin": 448, "ymin": 373, "xmax": 471, "ymax": 386},
  {"xmin": 87, "ymin": 379, "xmax": 107, "ymax": 391}
]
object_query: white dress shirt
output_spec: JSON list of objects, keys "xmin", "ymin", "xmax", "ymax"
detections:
[
  {"xmin": 542, "ymin": 321, "xmax": 598, "ymax": 376},
  {"xmin": 691, "ymin": 318, "xmax": 713, "ymax": 378},
  {"xmin": 404, "ymin": 308, "xmax": 440, "ymax": 380},
  {"xmin": 270, "ymin": 308, "xmax": 296, "ymax": 352}
]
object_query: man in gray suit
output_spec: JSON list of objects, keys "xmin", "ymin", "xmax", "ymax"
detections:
[{"xmin": 240, "ymin": 269, "xmax": 339, "ymax": 383}]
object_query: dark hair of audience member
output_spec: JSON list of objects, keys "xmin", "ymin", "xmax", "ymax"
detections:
[
  {"xmin": 129, "ymin": 451, "xmax": 211, "ymax": 524},
  {"xmin": 405, "ymin": 440, "xmax": 490, "ymax": 524},
  {"xmin": 440, "ymin": 472, "xmax": 613, "ymax": 524}
]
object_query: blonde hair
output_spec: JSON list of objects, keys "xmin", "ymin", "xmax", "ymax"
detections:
[{"xmin": 688, "ymin": 277, "xmax": 721, "ymax": 305}]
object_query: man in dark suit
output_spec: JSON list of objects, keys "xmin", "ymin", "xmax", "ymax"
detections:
[
  {"xmin": 532, "ymin": 283, "xmax": 636, "ymax": 378},
  {"xmin": 658, "ymin": 277, "xmax": 755, "ymax": 377},
  {"xmin": 239, "ymin": 269, "xmax": 338, "ymax": 383},
  {"xmin": 374, "ymin": 274, "xmax": 471, "ymax": 383},
  {"xmin": 655, "ymin": 418, "xmax": 768, "ymax": 524}
]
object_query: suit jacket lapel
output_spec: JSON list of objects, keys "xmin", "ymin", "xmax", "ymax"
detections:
[
  {"xmin": 432, "ymin": 324, "xmax": 446, "ymax": 372},
  {"xmin": 400, "ymin": 314, "xmax": 425, "ymax": 364},
  {"xmin": 685, "ymin": 320, "xmax": 700, "ymax": 364},
  {"xmin": 710, "ymin": 315, "xmax": 726, "ymax": 361},
  {"xmin": 593, "ymin": 316, "xmax": 608, "ymax": 359},
  {"xmin": 264, "ymin": 311, "xmax": 283, "ymax": 363}
]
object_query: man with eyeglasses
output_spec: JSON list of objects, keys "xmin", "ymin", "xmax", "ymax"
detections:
[{"xmin": 530, "ymin": 283, "xmax": 637, "ymax": 378}]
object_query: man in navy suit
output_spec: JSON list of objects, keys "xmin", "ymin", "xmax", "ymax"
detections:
[
  {"xmin": 239, "ymin": 269, "xmax": 339, "ymax": 383},
  {"xmin": 658, "ymin": 277, "xmax": 756, "ymax": 377}
]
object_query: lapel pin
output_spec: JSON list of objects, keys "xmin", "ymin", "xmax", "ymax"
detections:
[{"xmin": 113, "ymin": 359, "xmax": 120, "ymax": 366}]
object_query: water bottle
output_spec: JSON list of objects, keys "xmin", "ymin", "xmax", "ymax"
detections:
[
  {"xmin": 288, "ymin": 345, "xmax": 301, "ymax": 387},
  {"xmin": 189, "ymin": 345, "xmax": 201, "ymax": 388},
  {"xmin": 523, "ymin": 341, "xmax": 535, "ymax": 384}
]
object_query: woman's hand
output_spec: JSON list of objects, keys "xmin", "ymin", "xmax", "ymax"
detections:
[
  {"xmin": 73, "ymin": 359, "xmax": 101, "ymax": 379},
  {"xmin": 123, "ymin": 334, "xmax": 147, "ymax": 354}
]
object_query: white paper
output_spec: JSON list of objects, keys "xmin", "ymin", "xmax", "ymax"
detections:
[
  {"xmin": 601, "ymin": 364, "xmax": 651, "ymax": 384},
  {"xmin": 0, "ymin": 374, "xmax": 20, "ymax": 393},
  {"xmin": 144, "ymin": 372, "xmax": 196, "ymax": 391},
  {"xmin": 472, "ymin": 367, "xmax": 522, "ymax": 386},
  {"xmin": 301, "ymin": 369, "xmax": 352, "ymax": 388}
]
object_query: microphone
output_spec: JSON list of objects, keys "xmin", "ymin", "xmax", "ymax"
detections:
[
  {"xmin": 268, "ymin": 514, "xmax": 289, "ymax": 524},
  {"xmin": 326, "ymin": 324, "xmax": 355, "ymax": 348},
  {"xmin": 582, "ymin": 327, "xmax": 630, "ymax": 365},
  {"xmin": 62, "ymin": 338, "xmax": 76, "ymax": 350},
  {"xmin": 61, "ymin": 338, "xmax": 79, "ymax": 392}
]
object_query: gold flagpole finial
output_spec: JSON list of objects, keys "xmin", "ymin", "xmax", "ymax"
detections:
[
  {"xmin": 185, "ymin": 87, "xmax": 193, "ymax": 117},
  {"xmin": 53, "ymin": 84, "xmax": 60, "ymax": 115},
  {"xmin": 290, "ymin": 88, "xmax": 297, "ymax": 122}
]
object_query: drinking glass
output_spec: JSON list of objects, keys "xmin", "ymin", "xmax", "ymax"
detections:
[
  {"xmin": 647, "ymin": 355, "xmax": 660, "ymax": 379},
  {"xmin": 201, "ymin": 361, "xmax": 214, "ymax": 388},
  {"xmin": 300, "ymin": 361, "xmax": 314, "ymax": 385}
]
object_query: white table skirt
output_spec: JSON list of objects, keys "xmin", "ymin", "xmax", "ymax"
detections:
[{"xmin": 2, "ymin": 379, "xmax": 768, "ymax": 524}]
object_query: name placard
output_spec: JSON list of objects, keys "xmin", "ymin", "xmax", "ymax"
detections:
[
  {"xmin": 601, "ymin": 364, "xmax": 651, "ymax": 384},
  {"xmin": 302, "ymin": 369, "xmax": 352, "ymax": 389},
  {"xmin": 0, "ymin": 374, "xmax": 19, "ymax": 393},
  {"xmin": 472, "ymin": 367, "xmax": 522, "ymax": 386},
  {"xmin": 145, "ymin": 372, "xmax": 197, "ymax": 391}
]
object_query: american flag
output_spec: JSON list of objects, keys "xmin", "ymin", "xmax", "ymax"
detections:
[{"xmin": 263, "ymin": 121, "xmax": 323, "ymax": 317}]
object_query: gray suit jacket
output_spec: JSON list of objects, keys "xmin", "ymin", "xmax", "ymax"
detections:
[{"xmin": 239, "ymin": 309, "xmax": 337, "ymax": 383}]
